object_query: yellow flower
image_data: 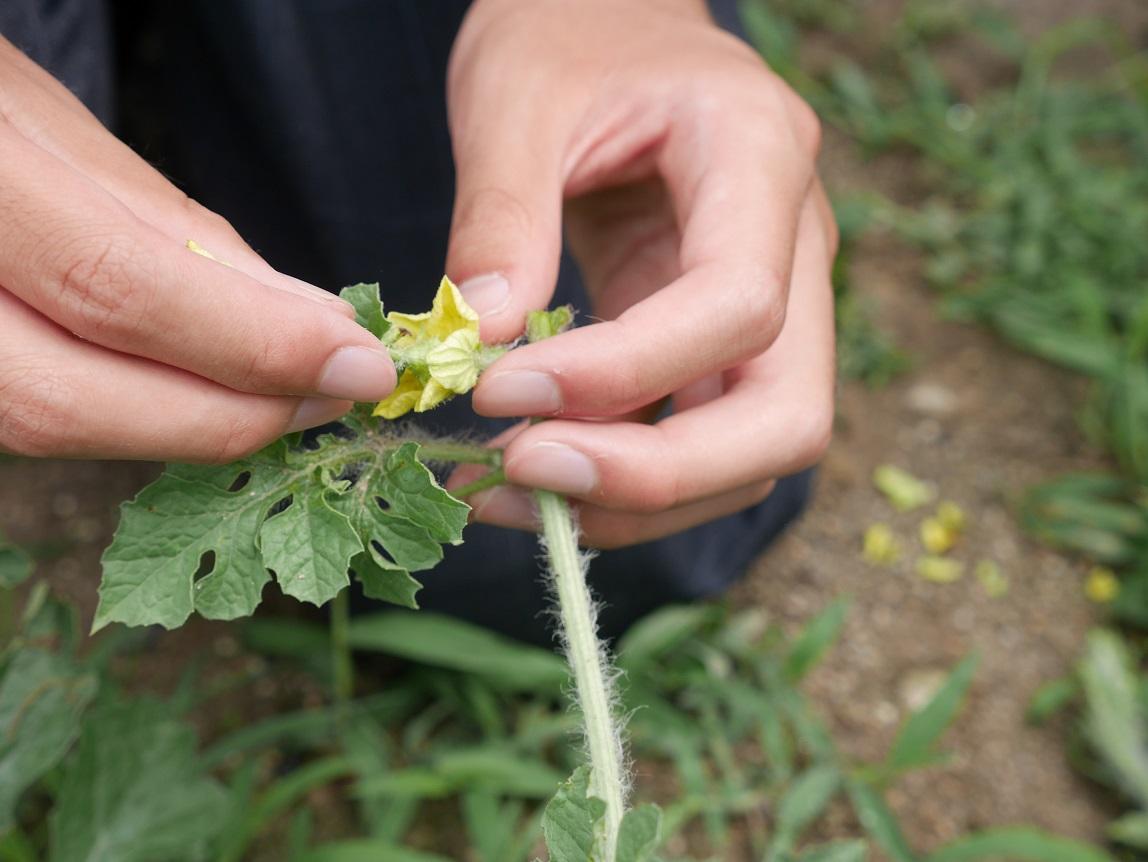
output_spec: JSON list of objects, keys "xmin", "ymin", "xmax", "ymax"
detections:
[
  {"xmin": 1084, "ymin": 567, "xmax": 1120, "ymax": 604},
  {"xmin": 386, "ymin": 276, "xmax": 478, "ymax": 344},
  {"xmin": 873, "ymin": 465, "xmax": 934, "ymax": 512},
  {"xmin": 373, "ymin": 371, "xmax": 447, "ymax": 419},
  {"xmin": 373, "ymin": 277, "xmax": 483, "ymax": 419},
  {"xmin": 916, "ymin": 555, "xmax": 964, "ymax": 584},
  {"xmin": 862, "ymin": 523, "xmax": 900, "ymax": 565}
]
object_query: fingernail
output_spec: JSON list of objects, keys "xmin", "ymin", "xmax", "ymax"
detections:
[
  {"xmin": 288, "ymin": 397, "xmax": 349, "ymax": 432},
  {"xmin": 471, "ymin": 486, "xmax": 538, "ymax": 528},
  {"xmin": 475, "ymin": 370, "xmax": 561, "ymax": 416},
  {"xmin": 458, "ymin": 272, "xmax": 510, "ymax": 316},
  {"xmin": 317, "ymin": 346, "xmax": 397, "ymax": 401},
  {"xmin": 507, "ymin": 442, "xmax": 598, "ymax": 496}
]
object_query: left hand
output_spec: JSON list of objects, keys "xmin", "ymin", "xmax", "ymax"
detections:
[{"xmin": 444, "ymin": 0, "xmax": 837, "ymax": 548}]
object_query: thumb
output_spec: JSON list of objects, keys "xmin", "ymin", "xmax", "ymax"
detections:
[{"xmin": 445, "ymin": 135, "xmax": 565, "ymax": 343}]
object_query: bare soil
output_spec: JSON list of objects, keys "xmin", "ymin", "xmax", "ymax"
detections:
[{"xmin": 734, "ymin": 224, "xmax": 1114, "ymax": 854}]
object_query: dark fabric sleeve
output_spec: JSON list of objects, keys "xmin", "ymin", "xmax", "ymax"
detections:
[{"xmin": 0, "ymin": 0, "xmax": 113, "ymax": 124}]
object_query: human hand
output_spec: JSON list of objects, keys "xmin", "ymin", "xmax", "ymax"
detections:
[
  {"xmin": 444, "ymin": 0, "xmax": 837, "ymax": 547},
  {"xmin": 0, "ymin": 35, "xmax": 396, "ymax": 462}
]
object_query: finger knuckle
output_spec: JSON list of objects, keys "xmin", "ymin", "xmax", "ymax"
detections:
[
  {"xmin": 824, "ymin": 208, "xmax": 842, "ymax": 258},
  {"xmin": 729, "ymin": 267, "xmax": 787, "ymax": 351},
  {"xmin": 237, "ymin": 326, "xmax": 307, "ymax": 393},
  {"xmin": 182, "ymin": 196, "xmax": 241, "ymax": 240},
  {"xmin": 627, "ymin": 443, "xmax": 681, "ymax": 514},
  {"xmin": 207, "ymin": 412, "xmax": 276, "ymax": 464},
  {"xmin": 747, "ymin": 479, "xmax": 778, "ymax": 506},
  {"xmin": 450, "ymin": 185, "xmax": 535, "ymax": 263},
  {"xmin": 0, "ymin": 362, "xmax": 74, "ymax": 457},
  {"xmin": 599, "ymin": 329, "xmax": 648, "ymax": 407},
  {"xmin": 794, "ymin": 398, "xmax": 835, "ymax": 466},
  {"xmin": 634, "ymin": 477, "xmax": 680, "ymax": 514},
  {"xmin": 51, "ymin": 233, "xmax": 149, "ymax": 339},
  {"xmin": 790, "ymin": 97, "xmax": 823, "ymax": 159}
]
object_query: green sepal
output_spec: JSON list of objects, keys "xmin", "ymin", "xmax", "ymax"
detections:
[{"xmin": 527, "ymin": 306, "xmax": 575, "ymax": 343}]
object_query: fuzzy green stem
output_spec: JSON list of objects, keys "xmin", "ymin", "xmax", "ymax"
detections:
[
  {"xmin": 415, "ymin": 441, "xmax": 502, "ymax": 466},
  {"xmin": 451, "ymin": 467, "xmax": 507, "ymax": 499},
  {"xmin": 330, "ymin": 588, "xmax": 353, "ymax": 709},
  {"xmin": 535, "ymin": 490, "xmax": 625, "ymax": 858}
]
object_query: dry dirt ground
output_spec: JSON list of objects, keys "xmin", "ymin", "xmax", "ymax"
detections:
[{"xmin": 734, "ymin": 228, "xmax": 1114, "ymax": 852}]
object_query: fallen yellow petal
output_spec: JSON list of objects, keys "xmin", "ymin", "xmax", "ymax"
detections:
[
  {"xmin": 186, "ymin": 239, "xmax": 232, "ymax": 267},
  {"xmin": 873, "ymin": 465, "xmax": 935, "ymax": 512},
  {"xmin": 920, "ymin": 517, "xmax": 957, "ymax": 554},
  {"xmin": 937, "ymin": 501, "xmax": 967, "ymax": 533},
  {"xmin": 863, "ymin": 523, "xmax": 901, "ymax": 565},
  {"xmin": 1084, "ymin": 566, "xmax": 1120, "ymax": 603},
  {"xmin": 916, "ymin": 555, "xmax": 964, "ymax": 584}
]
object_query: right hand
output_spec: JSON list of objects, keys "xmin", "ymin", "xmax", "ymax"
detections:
[{"xmin": 0, "ymin": 35, "xmax": 395, "ymax": 462}]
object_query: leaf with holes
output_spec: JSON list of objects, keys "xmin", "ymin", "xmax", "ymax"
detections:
[
  {"xmin": 96, "ymin": 435, "xmax": 468, "ymax": 630},
  {"xmin": 259, "ymin": 488, "xmax": 361, "ymax": 607}
]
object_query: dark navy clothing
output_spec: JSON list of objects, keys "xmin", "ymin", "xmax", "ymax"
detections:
[{"xmin": 3, "ymin": 0, "xmax": 813, "ymax": 644}]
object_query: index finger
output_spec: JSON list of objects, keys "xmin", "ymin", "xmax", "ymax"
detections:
[
  {"xmin": 474, "ymin": 91, "xmax": 819, "ymax": 419},
  {"xmin": 0, "ymin": 128, "xmax": 396, "ymax": 403}
]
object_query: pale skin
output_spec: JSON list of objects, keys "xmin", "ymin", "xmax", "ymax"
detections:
[
  {"xmin": 446, "ymin": 0, "xmax": 837, "ymax": 547},
  {"xmin": 0, "ymin": 0, "xmax": 836, "ymax": 548}
]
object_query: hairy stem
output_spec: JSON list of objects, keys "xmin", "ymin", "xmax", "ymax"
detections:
[
  {"xmin": 451, "ymin": 467, "xmax": 507, "ymax": 499},
  {"xmin": 535, "ymin": 490, "xmax": 625, "ymax": 857},
  {"xmin": 415, "ymin": 440, "xmax": 502, "ymax": 466}
]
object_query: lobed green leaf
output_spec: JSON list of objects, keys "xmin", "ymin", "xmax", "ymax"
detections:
[{"xmin": 96, "ymin": 436, "xmax": 468, "ymax": 630}]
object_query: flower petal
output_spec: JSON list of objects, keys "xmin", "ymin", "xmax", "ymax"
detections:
[
  {"xmin": 373, "ymin": 370, "xmax": 424, "ymax": 419},
  {"xmin": 415, "ymin": 379, "xmax": 453, "ymax": 413},
  {"xmin": 426, "ymin": 276, "xmax": 480, "ymax": 339}
]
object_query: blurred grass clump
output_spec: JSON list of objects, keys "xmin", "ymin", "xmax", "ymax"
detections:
[{"xmin": 743, "ymin": 0, "xmax": 1148, "ymax": 611}]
